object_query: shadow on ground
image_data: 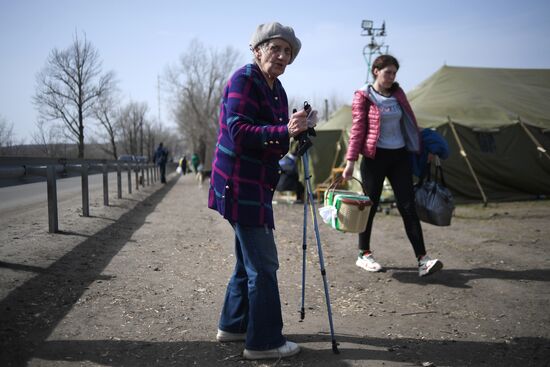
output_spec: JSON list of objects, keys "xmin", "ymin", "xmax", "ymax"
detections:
[
  {"xmin": 0, "ymin": 178, "xmax": 178, "ymax": 367},
  {"xmin": 23, "ymin": 333, "xmax": 550, "ymax": 367},
  {"xmin": 387, "ymin": 267, "xmax": 550, "ymax": 288}
]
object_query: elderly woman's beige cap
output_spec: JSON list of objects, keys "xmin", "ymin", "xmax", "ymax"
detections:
[{"xmin": 249, "ymin": 22, "xmax": 301, "ymax": 64}]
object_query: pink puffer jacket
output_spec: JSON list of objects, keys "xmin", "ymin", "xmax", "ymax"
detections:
[{"xmin": 346, "ymin": 84, "xmax": 421, "ymax": 161}]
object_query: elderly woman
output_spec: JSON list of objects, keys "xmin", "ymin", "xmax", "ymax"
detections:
[{"xmin": 208, "ymin": 22, "xmax": 308, "ymax": 360}]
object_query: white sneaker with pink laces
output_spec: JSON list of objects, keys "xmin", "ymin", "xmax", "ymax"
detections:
[
  {"xmin": 356, "ymin": 252, "xmax": 383, "ymax": 272},
  {"xmin": 418, "ymin": 255, "xmax": 443, "ymax": 277}
]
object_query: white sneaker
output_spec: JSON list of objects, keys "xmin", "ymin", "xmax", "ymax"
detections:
[
  {"xmin": 356, "ymin": 252, "xmax": 383, "ymax": 272},
  {"xmin": 243, "ymin": 341, "xmax": 300, "ymax": 360},
  {"xmin": 418, "ymin": 255, "xmax": 443, "ymax": 277},
  {"xmin": 216, "ymin": 329, "xmax": 246, "ymax": 342}
]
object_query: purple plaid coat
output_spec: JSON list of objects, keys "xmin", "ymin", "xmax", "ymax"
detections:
[{"xmin": 208, "ymin": 63, "xmax": 291, "ymax": 228}]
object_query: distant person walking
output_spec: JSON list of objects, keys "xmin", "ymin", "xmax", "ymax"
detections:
[
  {"xmin": 191, "ymin": 153, "xmax": 200, "ymax": 174},
  {"xmin": 342, "ymin": 54, "xmax": 443, "ymax": 277},
  {"xmin": 178, "ymin": 156, "xmax": 187, "ymax": 175},
  {"xmin": 191, "ymin": 153, "xmax": 203, "ymax": 185},
  {"xmin": 154, "ymin": 142, "xmax": 169, "ymax": 184},
  {"xmin": 276, "ymin": 148, "xmax": 304, "ymax": 203}
]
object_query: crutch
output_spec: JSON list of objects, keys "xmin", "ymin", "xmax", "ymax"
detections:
[{"xmin": 295, "ymin": 102, "xmax": 340, "ymax": 354}]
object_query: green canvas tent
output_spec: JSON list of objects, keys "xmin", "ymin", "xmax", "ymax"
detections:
[
  {"xmin": 298, "ymin": 106, "xmax": 351, "ymax": 189},
  {"xmin": 408, "ymin": 66, "xmax": 550, "ymax": 203},
  {"xmin": 300, "ymin": 66, "xmax": 550, "ymax": 203}
]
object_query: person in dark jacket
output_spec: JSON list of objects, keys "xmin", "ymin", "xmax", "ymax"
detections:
[
  {"xmin": 154, "ymin": 142, "xmax": 168, "ymax": 183},
  {"xmin": 182, "ymin": 156, "xmax": 187, "ymax": 174},
  {"xmin": 208, "ymin": 22, "xmax": 311, "ymax": 360},
  {"xmin": 276, "ymin": 148, "xmax": 305, "ymax": 202},
  {"xmin": 411, "ymin": 128, "xmax": 449, "ymax": 179},
  {"xmin": 342, "ymin": 54, "xmax": 443, "ymax": 277}
]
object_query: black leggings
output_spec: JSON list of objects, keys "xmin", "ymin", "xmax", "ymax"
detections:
[{"xmin": 358, "ymin": 147, "xmax": 426, "ymax": 258}]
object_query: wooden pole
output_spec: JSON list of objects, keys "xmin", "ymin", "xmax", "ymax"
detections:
[
  {"xmin": 517, "ymin": 117, "xmax": 550, "ymax": 161},
  {"xmin": 447, "ymin": 116, "xmax": 488, "ymax": 206}
]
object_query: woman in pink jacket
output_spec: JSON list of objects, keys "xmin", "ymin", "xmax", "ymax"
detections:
[{"xmin": 342, "ymin": 55, "xmax": 443, "ymax": 277}]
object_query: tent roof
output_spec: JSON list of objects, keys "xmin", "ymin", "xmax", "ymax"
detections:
[
  {"xmin": 317, "ymin": 105, "xmax": 351, "ymax": 131},
  {"xmin": 407, "ymin": 66, "xmax": 550, "ymax": 129}
]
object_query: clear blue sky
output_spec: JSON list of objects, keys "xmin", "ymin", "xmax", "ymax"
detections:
[{"xmin": 1, "ymin": 0, "xmax": 549, "ymax": 143}]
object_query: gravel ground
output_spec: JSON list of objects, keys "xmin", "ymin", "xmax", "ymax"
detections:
[{"xmin": 1, "ymin": 171, "xmax": 549, "ymax": 367}]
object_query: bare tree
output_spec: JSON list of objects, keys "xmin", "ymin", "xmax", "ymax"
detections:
[
  {"xmin": 117, "ymin": 101, "xmax": 148, "ymax": 157},
  {"xmin": 288, "ymin": 93, "xmax": 346, "ymax": 122},
  {"xmin": 33, "ymin": 32, "xmax": 115, "ymax": 158},
  {"xmin": 93, "ymin": 88, "xmax": 120, "ymax": 159},
  {"xmin": 0, "ymin": 115, "xmax": 15, "ymax": 153},
  {"xmin": 147, "ymin": 121, "xmax": 180, "ymax": 162},
  {"xmin": 31, "ymin": 120, "xmax": 67, "ymax": 157},
  {"xmin": 0, "ymin": 115, "xmax": 28, "ymax": 155},
  {"xmin": 165, "ymin": 39, "xmax": 241, "ymax": 164},
  {"xmin": 115, "ymin": 101, "xmax": 179, "ymax": 163}
]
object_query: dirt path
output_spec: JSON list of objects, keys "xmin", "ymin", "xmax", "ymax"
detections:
[{"xmin": 1, "ymin": 172, "xmax": 549, "ymax": 366}]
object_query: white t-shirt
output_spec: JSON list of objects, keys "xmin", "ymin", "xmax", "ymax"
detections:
[{"xmin": 369, "ymin": 86, "xmax": 405, "ymax": 149}]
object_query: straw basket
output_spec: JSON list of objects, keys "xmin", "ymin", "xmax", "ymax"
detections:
[{"xmin": 324, "ymin": 177, "xmax": 372, "ymax": 233}]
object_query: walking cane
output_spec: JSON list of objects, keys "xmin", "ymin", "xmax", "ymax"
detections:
[{"xmin": 295, "ymin": 103, "xmax": 340, "ymax": 354}]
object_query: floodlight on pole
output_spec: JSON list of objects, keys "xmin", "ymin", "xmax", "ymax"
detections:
[
  {"xmin": 361, "ymin": 20, "xmax": 373, "ymax": 35},
  {"xmin": 361, "ymin": 20, "xmax": 388, "ymax": 84}
]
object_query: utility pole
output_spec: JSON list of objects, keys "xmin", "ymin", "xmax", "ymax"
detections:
[{"xmin": 361, "ymin": 20, "xmax": 389, "ymax": 84}]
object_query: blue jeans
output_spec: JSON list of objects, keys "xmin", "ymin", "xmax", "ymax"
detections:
[{"xmin": 219, "ymin": 223, "xmax": 286, "ymax": 351}]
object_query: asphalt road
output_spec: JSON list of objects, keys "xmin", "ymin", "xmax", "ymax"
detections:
[{"xmin": 0, "ymin": 172, "xmax": 143, "ymax": 214}]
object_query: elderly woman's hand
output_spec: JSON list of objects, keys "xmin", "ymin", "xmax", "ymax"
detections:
[{"xmin": 287, "ymin": 109, "xmax": 308, "ymax": 138}]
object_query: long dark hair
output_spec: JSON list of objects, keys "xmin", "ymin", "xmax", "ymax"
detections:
[{"xmin": 371, "ymin": 54, "xmax": 400, "ymax": 92}]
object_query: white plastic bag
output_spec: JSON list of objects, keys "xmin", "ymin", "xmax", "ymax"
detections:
[
  {"xmin": 306, "ymin": 109, "xmax": 319, "ymax": 128},
  {"xmin": 318, "ymin": 205, "xmax": 337, "ymax": 224}
]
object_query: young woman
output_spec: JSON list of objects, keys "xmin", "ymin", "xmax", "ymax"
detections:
[{"xmin": 342, "ymin": 55, "xmax": 443, "ymax": 277}]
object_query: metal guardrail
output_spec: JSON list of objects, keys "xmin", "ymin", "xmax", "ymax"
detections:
[{"xmin": 0, "ymin": 157, "xmax": 161, "ymax": 233}]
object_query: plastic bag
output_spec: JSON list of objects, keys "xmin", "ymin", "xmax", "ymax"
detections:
[
  {"xmin": 318, "ymin": 205, "xmax": 337, "ymax": 223},
  {"xmin": 306, "ymin": 109, "xmax": 319, "ymax": 128},
  {"xmin": 414, "ymin": 163, "xmax": 455, "ymax": 226}
]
